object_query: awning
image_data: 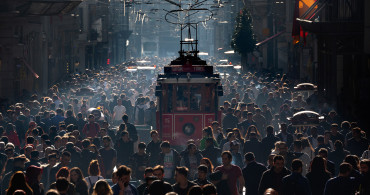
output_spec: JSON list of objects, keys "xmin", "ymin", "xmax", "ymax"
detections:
[
  {"xmin": 256, "ymin": 31, "xmax": 285, "ymax": 47},
  {"xmin": 16, "ymin": 0, "xmax": 82, "ymax": 16}
]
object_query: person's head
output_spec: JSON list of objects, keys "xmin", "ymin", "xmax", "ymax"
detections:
[
  {"xmin": 226, "ymin": 132, "xmax": 235, "ymax": 142},
  {"xmin": 138, "ymin": 142, "xmax": 146, "ymax": 153},
  {"xmin": 264, "ymin": 188, "xmax": 279, "ymax": 195},
  {"xmin": 221, "ymin": 151, "xmax": 232, "ymax": 166},
  {"xmin": 26, "ymin": 165, "xmax": 43, "ymax": 186},
  {"xmin": 174, "ymin": 166, "xmax": 188, "ymax": 183},
  {"xmin": 188, "ymin": 185, "xmax": 203, "ymax": 195},
  {"xmin": 56, "ymin": 167, "xmax": 69, "ymax": 180},
  {"xmin": 116, "ymin": 165, "xmax": 132, "ymax": 185},
  {"xmin": 203, "ymin": 184, "xmax": 217, "ymax": 195},
  {"xmin": 273, "ymin": 155, "xmax": 285, "ymax": 172},
  {"xmin": 205, "ymin": 137, "xmax": 214, "ymax": 148},
  {"xmin": 8, "ymin": 171, "xmax": 30, "ymax": 192},
  {"xmin": 360, "ymin": 159, "xmax": 370, "ymax": 174},
  {"xmin": 291, "ymin": 159, "xmax": 303, "ymax": 173},
  {"xmin": 310, "ymin": 126, "xmax": 318, "ymax": 136},
  {"xmin": 200, "ymin": 158, "xmax": 214, "ymax": 173},
  {"xmin": 144, "ymin": 167, "xmax": 154, "ymax": 178},
  {"xmin": 318, "ymin": 148, "xmax": 328, "ymax": 158},
  {"xmin": 70, "ymin": 167, "xmax": 84, "ymax": 184},
  {"xmin": 82, "ymin": 139, "xmax": 91, "ymax": 149},
  {"xmin": 88, "ymin": 160, "xmax": 101, "ymax": 176},
  {"xmin": 92, "ymin": 180, "xmax": 113, "ymax": 195},
  {"xmin": 13, "ymin": 156, "xmax": 26, "ymax": 169},
  {"xmin": 102, "ymin": 136, "xmax": 111, "ymax": 148},
  {"xmin": 56, "ymin": 177, "xmax": 69, "ymax": 194},
  {"xmin": 197, "ymin": 165, "xmax": 208, "ymax": 180},
  {"xmin": 266, "ymin": 125, "xmax": 274, "ymax": 135},
  {"xmin": 153, "ymin": 165, "xmax": 164, "ymax": 180},
  {"xmin": 48, "ymin": 154, "xmax": 58, "ymax": 167},
  {"xmin": 276, "ymin": 141, "xmax": 287, "ymax": 155},
  {"xmin": 310, "ymin": 156, "xmax": 327, "ymax": 173},
  {"xmin": 339, "ymin": 163, "xmax": 352, "ymax": 177},
  {"xmin": 160, "ymin": 141, "xmax": 171, "ymax": 153},
  {"xmin": 60, "ymin": 151, "xmax": 71, "ymax": 165},
  {"xmin": 46, "ymin": 189, "xmax": 60, "ymax": 195},
  {"xmin": 88, "ymin": 114, "xmax": 95, "ymax": 123},
  {"xmin": 334, "ymin": 140, "xmax": 344, "ymax": 151},
  {"xmin": 148, "ymin": 180, "xmax": 173, "ymax": 195},
  {"xmin": 150, "ymin": 130, "xmax": 159, "ymax": 142},
  {"xmin": 122, "ymin": 114, "xmax": 129, "ymax": 123},
  {"xmin": 344, "ymin": 155, "xmax": 360, "ymax": 171},
  {"xmin": 352, "ymin": 127, "xmax": 362, "ymax": 139},
  {"xmin": 244, "ymin": 152, "xmax": 255, "ymax": 163},
  {"xmin": 187, "ymin": 143, "xmax": 197, "ymax": 155}
]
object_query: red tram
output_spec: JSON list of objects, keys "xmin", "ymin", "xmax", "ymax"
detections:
[
  {"xmin": 154, "ymin": 4, "xmax": 221, "ymax": 147},
  {"xmin": 155, "ymin": 56, "xmax": 223, "ymax": 147}
]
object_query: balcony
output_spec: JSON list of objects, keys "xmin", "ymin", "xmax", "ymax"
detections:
[{"xmin": 297, "ymin": 0, "xmax": 364, "ymax": 35}]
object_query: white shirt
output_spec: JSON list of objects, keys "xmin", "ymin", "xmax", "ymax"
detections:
[{"xmin": 113, "ymin": 105, "xmax": 126, "ymax": 121}]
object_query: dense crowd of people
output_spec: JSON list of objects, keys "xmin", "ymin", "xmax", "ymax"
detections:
[{"xmin": 0, "ymin": 57, "xmax": 369, "ymax": 195}]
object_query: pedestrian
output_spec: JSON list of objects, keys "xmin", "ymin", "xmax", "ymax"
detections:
[
  {"xmin": 214, "ymin": 151, "xmax": 244, "ymax": 195},
  {"xmin": 172, "ymin": 167, "xmax": 196, "ymax": 195},
  {"xmin": 281, "ymin": 159, "xmax": 311, "ymax": 195},
  {"xmin": 306, "ymin": 156, "xmax": 332, "ymax": 195},
  {"xmin": 242, "ymin": 152, "xmax": 267, "ymax": 195},
  {"xmin": 111, "ymin": 165, "xmax": 138, "ymax": 195},
  {"xmin": 258, "ymin": 155, "xmax": 291, "ymax": 195}
]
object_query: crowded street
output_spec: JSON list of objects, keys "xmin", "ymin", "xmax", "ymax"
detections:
[{"xmin": 0, "ymin": 0, "xmax": 369, "ymax": 195}]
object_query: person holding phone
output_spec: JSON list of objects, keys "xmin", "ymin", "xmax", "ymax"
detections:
[{"xmin": 111, "ymin": 165, "xmax": 138, "ymax": 195}]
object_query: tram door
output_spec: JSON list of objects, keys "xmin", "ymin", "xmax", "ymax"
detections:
[{"xmin": 159, "ymin": 82, "xmax": 218, "ymax": 146}]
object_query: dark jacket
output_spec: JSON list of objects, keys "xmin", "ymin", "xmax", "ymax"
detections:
[
  {"xmin": 261, "ymin": 135, "xmax": 280, "ymax": 162},
  {"xmin": 125, "ymin": 122, "xmax": 138, "ymax": 142},
  {"xmin": 282, "ymin": 172, "xmax": 311, "ymax": 195},
  {"xmin": 80, "ymin": 149, "xmax": 98, "ymax": 176},
  {"xmin": 306, "ymin": 171, "xmax": 331, "ymax": 195},
  {"xmin": 146, "ymin": 140, "xmax": 162, "ymax": 166},
  {"xmin": 243, "ymin": 138, "xmax": 263, "ymax": 162},
  {"xmin": 242, "ymin": 161, "xmax": 267, "ymax": 195},
  {"xmin": 324, "ymin": 176, "xmax": 357, "ymax": 195},
  {"xmin": 115, "ymin": 139, "xmax": 134, "ymax": 165},
  {"xmin": 222, "ymin": 113, "xmax": 238, "ymax": 131},
  {"xmin": 258, "ymin": 166, "xmax": 291, "ymax": 195},
  {"xmin": 182, "ymin": 152, "xmax": 203, "ymax": 169},
  {"xmin": 201, "ymin": 146, "xmax": 221, "ymax": 167}
]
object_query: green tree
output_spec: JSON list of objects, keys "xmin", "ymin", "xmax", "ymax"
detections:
[{"xmin": 231, "ymin": 7, "xmax": 257, "ymax": 73}]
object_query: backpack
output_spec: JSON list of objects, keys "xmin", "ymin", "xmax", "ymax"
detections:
[
  {"xmin": 88, "ymin": 176, "xmax": 102, "ymax": 194},
  {"xmin": 137, "ymin": 106, "xmax": 145, "ymax": 124}
]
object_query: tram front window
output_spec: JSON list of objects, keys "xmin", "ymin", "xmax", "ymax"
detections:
[
  {"xmin": 190, "ymin": 86, "xmax": 201, "ymax": 111},
  {"xmin": 176, "ymin": 86, "xmax": 189, "ymax": 111}
]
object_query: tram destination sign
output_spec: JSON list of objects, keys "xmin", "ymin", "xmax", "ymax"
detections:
[{"xmin": 164, "ymin": 65, "xmax": 213, "ymax": 74}]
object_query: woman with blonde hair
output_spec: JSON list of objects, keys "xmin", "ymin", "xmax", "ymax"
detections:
[
  {"xmin": 85, "ymin": 160, "xmax": 104, "ymax": 193},
  {"xmin": 92, "ymin": 180, "xmax": 113, "ymax": 195}
]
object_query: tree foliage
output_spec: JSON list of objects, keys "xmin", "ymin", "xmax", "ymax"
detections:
[{"xmin": 231, "ymin": 7, "xmax": 257, "ymax": 55}]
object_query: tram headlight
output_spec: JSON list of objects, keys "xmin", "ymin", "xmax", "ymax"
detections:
[{"xmin": 182, "ymin": 123, "xmax": 195, "ymax": 136}]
